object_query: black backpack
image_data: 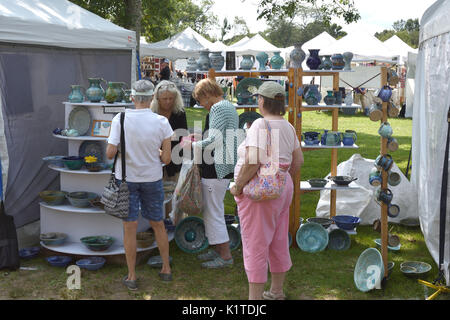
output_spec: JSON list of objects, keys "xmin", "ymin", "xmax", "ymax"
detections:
[{"xmin": 0, "ymin": 199, "xmax": 20, "ymax": 271}]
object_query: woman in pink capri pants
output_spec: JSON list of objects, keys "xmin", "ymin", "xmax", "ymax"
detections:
[{"xmin": 230, "ymin": 81, "xmax": 303, "ymax": 300}]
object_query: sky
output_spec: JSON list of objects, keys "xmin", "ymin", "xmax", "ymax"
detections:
[{"xmin": 205, "ymin": 0, "xmax": 438, "ymax": 40}]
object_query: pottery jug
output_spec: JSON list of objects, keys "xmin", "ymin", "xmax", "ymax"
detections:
[
  {"xmin": 186, "ymin": 57, "xmax": 198, "ymax": 71},
  {"xmin": 322, "ymin": 55, "xmax": 333, "ymax": 70},
  {"xmin": 289, "ymin": 44, "xmax": 306, "ymax": 68},
  {"xmin": 304, "ymin": 84, "xmax": 322, "ymax": 105},
  {"xmin": 110, "ymin": 82, "xmax": 126, "ymax": 102},
  {"xmin": 197, "ymin": 50, "xmax": 211, "ymax": 70},
  {"xmin": 344, "ymin": 91, "xmax": 353, "ymax": 106},
  {"xmin": 378, "ymin": 85, "xmax": 392, "ymax": 102},
  {"xmin": 240, "ymin": 55, "xmax": 255, "ymax": 70},
  {"xmin": 68, "ymin": 85, "xmax": 85, "ymax": 103},
  {"xmin": 378, "ymin": 122, "xmax": 393, "ymax": 138},
  {"xmin": 123, "ymin": 89, "xmax": 132, "ymax": 103},
  {"xmin": 303, "ymin": 131, "xmax": 321, "ymax": 141},
  {"xmin": 375, "ymin": 154, "xmax": 394, "ymax": 171},
  {"xmin": 334, "ymin": 90, "xmax": 343, "ymax": 104},
  {"xmin": 331, "ymin": 53, "xmax": 345, "ymax": 70},
  {"xmin": 387, "ymin": 137, "xmax": 399, "ymax": 152},
  {"xmin": 387, "ymin": 69, "xmax": 399, "ymax": 86},
  {"xmin": 377, "ymin": 188, "xmax": 393, "ymax": 205},
  {"xmin": 343, "ymin": 52, "xmax": 353, "ymax": 71},
  {"xmin": 85, "ymin": 78, "xmax": 105, "ymax": 102},
  {"xmin": 325, "ymin": 131, "xmax": 342, "ymax": 146},
  {"xmin": 210, "ymin": 52, "xmax": 225, "ymax": 70},
  {"xmin": 369, "ymin": 103, "xmax": 383, "ymax": 122},
  {"xmin": 105, "ymin": 82, "xmax": 118, "ymax": 104},
  {"xmin": 306, "ymin": 49, "xmax": 321, "ymax": 70},
  {"xmin": 369, "ymin": 170, "xmax": 382, "ymax": 187},
  {"xmin": 324, "ymin": 91, "xmax": 336, "ymax": 105},
  {"xmin": 343, "ymin": 130, "xmax": 357, "ymax": 146},
  {"xmin": 256, "ymin": 51, "xmax": 269, "ymax": 70},
  {"xmin": 270, "ymin": 51, "xmax": 284, "ymax": 69},
  {"xmin": 321, "ymin": 130, "xmax": 328, "ymax": 145},
  {"xmin": 388, "ymin": 102, "xmax": 400, "ymax": 118}
]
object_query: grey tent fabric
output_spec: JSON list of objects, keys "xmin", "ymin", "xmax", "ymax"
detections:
[{"xmin": 0, "ymin": 43, "xmax": 131, "ymax": 228}]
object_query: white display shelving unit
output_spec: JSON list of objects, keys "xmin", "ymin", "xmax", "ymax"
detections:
[{"xmin": 40, "ymin": 101, "xmax": 173, "ymax": 256}]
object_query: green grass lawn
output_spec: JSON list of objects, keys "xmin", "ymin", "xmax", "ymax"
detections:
[{"xmin": 2, "ymin": 108, "xmax": 444, "ymax": 300}]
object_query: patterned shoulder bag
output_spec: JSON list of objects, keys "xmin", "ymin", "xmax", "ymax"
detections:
[{"xmin": 100, "ymin": 112, "xmax": 129, "ymax": 218}]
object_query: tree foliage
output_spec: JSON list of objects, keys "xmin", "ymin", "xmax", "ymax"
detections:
[
  {"xmin": 255, "ymin": 0, "xmax": 360, "ymax": 25},
  {"xmin": 375, "ymin": 18, "xmax": 420, "ymax": 48}
]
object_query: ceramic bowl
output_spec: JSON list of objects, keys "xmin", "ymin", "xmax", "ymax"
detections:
[
  {"xmin": 39, "ymin": 190, "xmax": 67, "ymax": 205},
  {"xmin": 136, "ymin": 231, "xmax": 155, "ymax": 248},
  {"xmin": 354, "ymin": 248, "xmax": 384, "ymax": 292},
  {"xmin": 63, "ymin": 156, "xmax": 85, "ymax": 170},
  {"xmin": 174, "ymin": 216, "xmax": 209, "ymax": 254},
  {"xmin": 66, "ymin": 191, "xmax": 99, "ymax": 208},
  {"xmin": 76, "ymin": 257, "xmax": 106, "ymax": 271},
  {"xmin": 328, "ymin": 176, "xmax": 358, "ymax": 186},
  {"xmin": 42, "ymin": 155, "xmax": 65, "ymax": 168},
  {"xmin": 46, "ymin": 256, "xmax": 72, "ymax": 267},
  {"xmin": 296, "ymin": 222, "xmax": 329, "ymax": 253},
  {"xmin": 227, "ymin": 225, "xmax": 241, "ymax": 251},
  {"xmin": 308, "ymin": 179, "xmax": 328, "ymax": 188},
  {"xmin": 147, "ymin": 255, "xmax": 173, "ymax": 269},
  {"xmin": 89, "ymin": 197, "xmax": 105, "ymax": 210},
  {"xmin": 80, "ymin": 235, "xmax": 115, "ymax": 251},
  {"xmin": 328, "ymin": 228, "xmax": 351, "ymax": 251},
  {"xmin": 306, "ymin": 217, "xmax": 333, "ymax": 229},
  {"xmin": 19, "ymin": 247, "xmax": 40, "ymax": 259},
  {"xmin": 400, "ymin": 261, "xmax": 432, "ymax": 278},
  {"xmin": 332, "ymin": 215, "xmax": 361, "ymax": 230},
  {"xmin": 85, "ymin": 162, "xmax": 106, "ymax": 172},
  {"xmin": 374, "ymin": 238, "xmax": 401, "ymax": 251},
  {"xmin": 40, "ymin": 232, "xmax": 67, "ymax": 246}
]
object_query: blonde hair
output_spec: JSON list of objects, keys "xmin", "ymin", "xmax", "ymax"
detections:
[
  {"xmin": 192, "ymin": 78, "xmax": 223, "ymax": 101},
  {"xmin": 150, "ymin": 80, "xmax": 184, "ymax": 114}
]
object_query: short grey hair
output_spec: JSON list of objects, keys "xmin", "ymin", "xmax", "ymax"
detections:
[
  {"xmin": 132, "ymin": 79, "xmax": 154, "ymax": 103},
  {"xmin": 150, "ymin": 80, "xmax": 185, "ymax": 114}
]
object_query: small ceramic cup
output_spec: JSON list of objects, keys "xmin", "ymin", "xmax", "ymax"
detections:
[
  {"xmin": 388, "ymin": 171, "xmax": 401, "ymax": 186},
  {"xmin": 387, "ymin": 137, "xmax": 399, "ymax": 152},
  {"xmin": 388, "ymin": 203, "xmax": 400, "ymax": 218},
  {"xmin": 369, "ymin": 170, "xmax": 382, "ymax": 187}
]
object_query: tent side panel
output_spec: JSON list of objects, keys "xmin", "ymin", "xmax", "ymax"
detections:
[{"xmin": 0, "ymin": 43, "xmax": 131, "ymax": 228}]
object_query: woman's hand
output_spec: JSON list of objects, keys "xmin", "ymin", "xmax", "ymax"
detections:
[{"xmin": 230, "ymin": 182, "xmax": 243, "ymax": 196}]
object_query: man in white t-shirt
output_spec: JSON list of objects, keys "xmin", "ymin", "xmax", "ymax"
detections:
[{"xmin": 106, "ymin": 80, "xmax": 174, "ymax": 290}]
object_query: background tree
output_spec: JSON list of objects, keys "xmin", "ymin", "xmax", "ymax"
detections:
[
  {"xmin": 375, "ymin": 18, "xmax": 420, "ymax": 48},
  {"xmin": 220, "ymin": 18, "xmax": 232, "ymax": 42}
]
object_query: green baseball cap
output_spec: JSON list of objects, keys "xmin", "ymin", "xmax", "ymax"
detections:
[{"xmin": 254, "ymin": 81, "xmax": 285, "ymax": 99}]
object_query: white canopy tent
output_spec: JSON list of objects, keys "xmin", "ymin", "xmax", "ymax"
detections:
[
  {"xmin": 411, "ymin": 0, "xmax": 450, "ymax": 286},
  {"xmin": 140, "ymin": 27, "xmax": 214, "ymax": 60},
  {"xmin": 383, "ymin": 35, "xmax": 417, "ymax": 65},
  {"xmin": 228, "ymin": 36, "xmax": 250, "ymax": 48},
  {"xmin": 230, "ymin": 34, "xmax": 281, "ymax": 55},
  {"xmin": 0, "ymin": 0, "xmax": 136, "ymax": 247}
]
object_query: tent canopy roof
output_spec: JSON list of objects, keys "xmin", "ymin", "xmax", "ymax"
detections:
[
  {"xmin": 420, "ymin": 0, "xmax": 450, "ymax": 44},
  {"xmin": 140, "ymin": 27, "xmax": 214, "ymax": 60},
  {"xmin": 0, "ymin": 0, "xmax": 135, "ymax": 49},
  {"xmin": 383, "ymin": 35, "xmax": 417, "ymax": 64},
  {"xmin": 228, "ymin": 36, "xmax": 249, "ymax": 48},
  {"xmin": 229, "ymin": 34, "xmax": 281, "ymax": 55},
  {"xmin": 301, "ymin": 31, "xmax": 337, "ymax": 52}
]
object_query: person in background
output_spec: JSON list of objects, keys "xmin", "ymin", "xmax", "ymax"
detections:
[
  {"xmin": 184, "ymin": 78, "xmax": 240, "ymax": 269},
  {"xmin": 151, "ymin": 80, "xmax": 188, "ymax": 224},
  {"xmin": 106, "ymin": 80, "xmax": 174, "ymax": 290},
  {"xmin": 230, "ymin": 81, "xmax": 303, "ymax": 300},
  {"xmin": 159, "ymin": 58, "xmax": 171, "ymax": 81}
]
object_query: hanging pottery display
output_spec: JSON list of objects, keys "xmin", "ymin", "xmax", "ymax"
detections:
[
  {"xmin": 210, "ymin": 52, "xmax": 225, "ymax": 70},
  {"xmin": 197, "ymin": 50, "xmax": 211, "ymax": 70},
  {"xmin": 377, "ymin": 85, "xmax": 392, "ymax": 102},
  {"xmin": 343, "ymin": 52, "xmax": 353, "ymax": 71},
  {"xmin": 270, "ymin": 51, "xmax": 284, "ymax": 69},
  {"xmin": 256, "ymin": 52, "xmax": 269, "ymax": 70},
  {"xmin": 85, "ymin": 78, "xmax": 105, "ymax": 103},
  {"xmin": 331, "ymin": 53, "xmax": 345, "ymax": 70},
  {"xmin": 306, "ymin": 49, "xmax": 321, "ymax": 70},
  {"xmin": 68, "ymin": 85, "xmax": 85, "ymax": 103},
  {"xmin": 289, "ymin": 44, "xmax": 306, "ymax": 68},
  {"xmin": 240, "ymin": 55, "xmax": 255, "ymax": 70}
]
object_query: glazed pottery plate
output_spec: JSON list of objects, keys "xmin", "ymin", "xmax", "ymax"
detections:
[
  {"xmin": 296, "ymin": 222, "xmax": 328, "ymax": 253},
  {"xmin": 79, "ymin": 141, "xmax": 104, "ymax": 162},
  {"xmin": 174, "ymin": 216, "xmax": 209, "ymax": 254},
  {"xmin": 399, "ymin": 218, "xmax": 420, "ymax": 227},
  {"xmin": 374, "ymin": 238, "xmax": 401, "ymax": 251},
  {"xmin": 354, "ymin": 248, "xmax": 384, "ymax": 292},
  {"xmin": 68, "ymin": 106, "xmax": 91, "ymax": 136},
  {"xmin": 235, "ymin": 78, "xmax": 263, "ymax": 99},
  {"xmin": 400, "ymin": 261, "xmax": 432, "ymax": 275}
]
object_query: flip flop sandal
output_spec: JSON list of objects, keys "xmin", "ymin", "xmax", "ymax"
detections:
[
  {"xmin": 122, "ymin": 276, "xmax": 138, "ymax": 291},
  {"xmin": 262, "ymin": 291, "xmax": 286, "ymax": 300},
  {"xmin": 197, "ymin": 249, "xmax": 219, "ymax": 261},
  {"xmin": 201, "ymin": 256, "xmax": 233, "ymax": 269},
  {"xmin": 159, "ymin": 272, "xmax": 173, "ymax": 282}
]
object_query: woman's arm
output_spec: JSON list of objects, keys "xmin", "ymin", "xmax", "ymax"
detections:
[
  {"xmin": 289, "ymin": 147, "xmax": 304, "ymax": 179},
  {"xmin": 160, "ymin": 137, "xmax": 172, "ymax": 165},
  {"xmin": 106, "ymin": 144, "xmax": 118, "ymax": 160},
  {"xmin": 194, "ymin": 104, "xmax": 226, "ymax": 149}
]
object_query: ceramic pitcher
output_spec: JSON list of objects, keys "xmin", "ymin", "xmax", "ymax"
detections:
[
  {"xmin": 240, "ymin": 55, "xmax": 255, "ymax": 70},
  {"xmin": 256, "ymin": 52, "xmax": 269, "ymax": 70},
  {"xmin": 378, "ymin": 122, "xmax": 393, "ymax": 138},
  {"xmin": 85, "ymin": 78, "xmax": 105, "ymax": 102},
  {"xmin": 197, "ymin": 50, "xmax": 211, "ymax": 70},
  {"xmin": 270, "ymin": 51, "xmax": 284, "ymax": 69},
  {"xmin": 210, "ymin": 52, "xmax": 224, "ymax": 70},
  {"xmin": 105, "ymin": 82, "xmax": 118, "ymax": 103},
  {"xmin": 68, "ymin": 85, "xmax": 85, "ymax": 103},
  {"xmin": 325, "ymin": 131, "xmax": 342, "ymax": 146}
]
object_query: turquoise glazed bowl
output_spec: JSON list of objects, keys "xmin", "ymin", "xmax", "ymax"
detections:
[
  {"xmin": 328, "ymin": 228, "xmax": 351, "ymax": 250},
  {"xmin": 354, "ymin": 248, "xmax": 384, "ymax": 292},
  {"xmin": 296, "ymin": 222, "xmax": 329, "ymax": 253}
]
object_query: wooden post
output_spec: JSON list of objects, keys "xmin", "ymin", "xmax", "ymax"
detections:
[
  {"xmin": 330, "ymin": 73, "xmax": 339, "ymax": 217},
  {"xmin": 380, "ymin": 66, "xmax": 389, "ymax": 279}
]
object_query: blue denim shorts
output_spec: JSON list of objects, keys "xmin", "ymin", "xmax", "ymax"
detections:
[{"xmin": 117, "ymin": 179, "xmax": 164, "ymax": 222}]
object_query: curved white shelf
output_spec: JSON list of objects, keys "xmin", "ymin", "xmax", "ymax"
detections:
[
  {"xmin": 53, "ymin": 134, "xmax": 107, "ymax": 141},
  {"xmin": 63, "ymin": 101, "xmax": 134, "ymax": 107},
  {"xmin": 40, "ymin": 202, "xmax": 105, "ymax": 214},
  {"xmin": 49, "ymin": 165, "xmax": 111, "ymax": 175},
  {"xmin": 40, "ymin": 231, "xmax": 174, "ymax": 256},
  {"xmin": 302, "ymin": 103, "xmax": 361, "ymax": 109},
  {"xmin": 300, "ymin": 181, "xmax": 361, "ymax": 191}
]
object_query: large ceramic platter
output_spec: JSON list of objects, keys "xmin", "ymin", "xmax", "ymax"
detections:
[
  {"xmin": 78, "ymin": 141, "xmax": 104, "ymax": 162},
  {"xmin": 235, "ymin": 78, "xmax": 263, "ymax": 104},
  {"xmin": 68, "ymin": 106, "xmax": 91, "ymax": 136}
]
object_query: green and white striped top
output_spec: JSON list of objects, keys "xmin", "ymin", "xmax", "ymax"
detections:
[{"xmin": 193, "ymin": 100, "xmax": 241, "ymax": 179}]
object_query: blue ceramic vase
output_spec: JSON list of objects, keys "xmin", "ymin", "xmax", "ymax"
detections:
[
  {"xmin": 304, "ymin": 85, "xmax": 322, "ymax": 105},
  {"xmin": 256, "ymin": 52, "xmax": 268, "ymax": 70},
  {"xmin": 68, "ymin": 85, "xmax": 84, "ymax": 103},
  {"xmin": 270, "ymin": 52, "xmax": 284, "ymax": 69},
  {"xmin": 331, "ymin": 53, "xmax": 345, "ymax": 70},
  {"xmin": 324, "ymin": 91, "xmax": 336, "ymax": 105},
  {"xmin": 306, "ymin": 49, "xmax": 321, "ymax": 70}
]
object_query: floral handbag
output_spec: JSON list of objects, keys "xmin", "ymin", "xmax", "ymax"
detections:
[{"xmin": 243, "ymin": 120, "xmax": 290, "ymax": 201}]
